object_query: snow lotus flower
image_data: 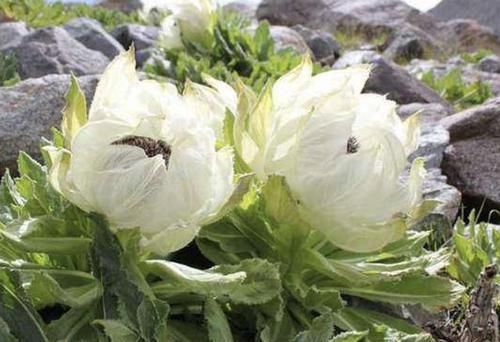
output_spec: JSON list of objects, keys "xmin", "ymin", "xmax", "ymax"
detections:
[
  {"xmin": 147, "ymin": 0, "xmax": 217, "ymax": 48},
  {"xmin": 45, "ymin": 50, "xmax": 235, "ymax": 255},
  {"xmin": 235, "ymin": 57, "xmax": 425, "ymax": 252}
]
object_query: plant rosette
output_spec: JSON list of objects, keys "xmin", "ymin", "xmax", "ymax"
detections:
[{"xmin": 0, "ymin": 50, "xmax": 465, "ymax": 341}]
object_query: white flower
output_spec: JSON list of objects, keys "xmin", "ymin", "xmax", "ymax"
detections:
[
  {"xmin": 45, "ymin": 50, "xmax": 235, "ymax": 255},
  {"xmin": 235, "ymin": 57, "xmax": 425, "ymax": 252},
  {"xmin": 148, "ymin": 0, "xmax": 217, "ymax": 48}
]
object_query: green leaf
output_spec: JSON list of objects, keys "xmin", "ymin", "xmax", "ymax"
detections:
[
  {"xmin": 90, "ymin": 215, "xmax": 168, "ymax": 342},
  {"xmin": 0, "ymin": 270, "xmax": 49, "ymax": 342},
  {"xmin": 167, "ymin": 321, "xmax": 209, "ymax": 342},
  {"xmin": 259, "ymin": 310, "xmax": 300, "ymax": 342},
  {"xmin": 93, "ymin": 320, "xmax": 139, "ymax": 342},
  {"xmin": 331, "ymin": 308, "xmax": 421, "ymax": 336},
  {"xmin": 369, "ymin": 325, "xmax": 434, "ymax": 342},
  {"xmin": 204, "ymin": 298, "xmax": 234, "ymax": 342},
  {"xmin": 47, "ymin": 306, "xmax": 99, "ymax": 342},
  {"xmin": 337, "ymin": 274, "xmax": 464, "ymax": 311},
  {"xmin": 61, "ymin": 73, "xmax": 87, "ymax": 149},
  {"xmin": 211, "ymin": 258, "xmax": 282, "ymax": 305},
  {"xmin": 330, "ymin": 331, "xmax": 368, "ymax": 342},
  {"xmin": 146, "ymin": 259, "xmax": 246, "ymax": 299},
  {"xmin": 0, "ymin": 317, "xmax": 18, "ymax": 342},
  {"xmin": 301, "ymin": 287, "xmax": 344, "ymax": 313},
  {"xmin": 292, "ymin": 313, "xmax": 334, "ymax": 342},
  {"xmin": 1, "ymin": 217, "xmax": 91, "ymax": 255}
]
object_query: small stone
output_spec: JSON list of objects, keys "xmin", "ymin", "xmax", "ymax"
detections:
[
  {"xmin": 477, "ymin": 55, "xmax": 500, "ymax": 73},
  {"xmin": 292, "ymin": 25, "xmax": 341, "ymax": 64}
]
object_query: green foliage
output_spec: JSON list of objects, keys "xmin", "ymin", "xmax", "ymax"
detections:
[
  {"xmin": 0, "ymin": 53, "xmax": 19, "ymax": 87},
  {"xmin": 461, "ymin": 49, "xmax": 493, "ymax": 64},
  {"xmin": 421, "ymin": 68, "xmax": 492, "ymax": 110},
  {"xmin": 448, "ymin": 211, "xmax": 500, "ymax": 287},
  {"xmin": 198, "ymin": 176, "xmax": 463, "ymax": 340},
  {"xmin": 334, "ymin": 30, "xmax": 388, "ymax": 52},
  {"xmin": 0, "ymin": 0, "xmax": 143, "ymax": 30},
  {"xmin": 147, "ymin": 13, "xmax": 322, "ymax": 92}
]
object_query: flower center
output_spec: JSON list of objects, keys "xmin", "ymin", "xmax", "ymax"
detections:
[
  {"xmin": 112, "ymin": 135, "xmax": 172, "ymax": 167},
  {"xmin": 346, "ymin": 136, "xmax": 360, "ymax": 154}
]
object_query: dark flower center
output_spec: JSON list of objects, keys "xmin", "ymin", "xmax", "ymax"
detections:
[
  {"xmin": 112, "ymin": 135, "xmax": 172, "ymax": 167},
  {"xmin": 346, "ymin": 136, "xmax": 360, "ymax": 154}
]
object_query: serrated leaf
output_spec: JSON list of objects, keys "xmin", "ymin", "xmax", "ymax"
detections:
[
  {"xmin": 62, "ymin": 75, "xmax": 87, "ymax": 149},
  {"xmin": 90, "ymin": 215, "xmax": 168, "ymax": 342},
  {"xmin": 370, "ymin": 325, "xmax": 434, "ymax": 342},
  {"xmin": 292, "ymin": 313, "xmax": 334, "ymax": 342},
  {"xmin": 205, "ymin": 298, "xmax": 233, "ymax": 342},
  {"xmin": 146, "ymin": 260, "xmax": 246, "ymax": 299},
  {"xmin": 330, "ymin": 331, "xmax": 368, "ymax": 342},
  {"xmin": 93, "ymin": 320, "xmax": 138, "ymax": 342},
  {"xmin": 337, "ymin": 274, "xmax": 464, "ymax": 311},
  {"xmin": 211, "ymin": 258, "xmax": 282, "ymax": 305},
  {"xmin": 301, "ymin": 287, "xmax": 344, "ymax": 313},
  {"xmin": 260, "ymin": 310, "xmax": 299, "ymax": 342},
  {"xmin": 1, "ymin": 217, "xmax": 91, "ymax": 254}
]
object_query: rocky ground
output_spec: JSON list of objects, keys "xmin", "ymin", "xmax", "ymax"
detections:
[{"xmin": 1, "ymin": 0, "xmax": 500, "ymax": 229}]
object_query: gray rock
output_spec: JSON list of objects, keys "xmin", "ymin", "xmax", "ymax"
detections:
[
  {"xmin": 333, "ymin": 51, "xmax": 450, "ymax": 106},
  {"xmin": 97, "ymin": 0, "xmax": 144, "ymax": 12},
  {"xmin": 383, "ymin": 27, "xmax": 442, "ymax": 62},
  {"xmin": 12, "ymin": 27, "xmax": 109, "ymax": 79},
  {"xmin": 64, "ymin": 18, "xmax": 124, "ymax": 59},
  {"xmin": 440, "ymin": 19, "xmax": 500, "ymax": 55},
  {"xmin": 477, "ymin": 55, "xmax": 500, "ymax": 73},
  {"xmin": 111, "ymin": 24, "xmax": 160, "ymax": 51},
  {"xmin": 0, "ymin": 22, "xmax": 30, "ymax": 50},
  {"xmin": 292, "ymin": 25, "xmax": 340, "ymax": 64},
  {"xmin": 223, "ymin": 1, "xmax": 258, "ymax": 22},
  {"xmin": 399, "ymin": 103, "xmax": 453, "ymax": 169},
  {"xmin": 422, "ymin": 168, "xmax": 462, "ymax": 226},
  {"xmin": 430, "ymin": 0, "xmax": 500, "ymax": 36},
  {"xmin": 269, "ymin": 25, "xmax": 310, "ymax": 54},
  {"xmin": 441, "ymin": 97, "xmax": 500, "ymax": 210},
  {"xmin": 257, "ymin": 0, "xmax": 452, "ymax": 55},
  {"xmin": 0, "ymin": 74, "xmax": 99, "ymax": 174}
]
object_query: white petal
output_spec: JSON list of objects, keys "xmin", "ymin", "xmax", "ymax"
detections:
[
  {"xmin": 141, "ymin": 224, "xmax": 201, "ymax": 255},
  {"xmin": 89, "ymin": 49, "xmax": 137, "ymax": 120}
]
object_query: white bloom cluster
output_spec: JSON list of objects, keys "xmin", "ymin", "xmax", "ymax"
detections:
[
  {"xmin": 232, "ymin": 57, "xmax": 425, "ymax": 252},
  {"xmin": 46, "ymin": 50, "xmax": 235, "ymax": 255},
  {"xmin": 144, "ymin": 0, "xmax": 217, "ymax": 49},
  {"xmin": 47, "ymin": 49, "xmax": 425, "ymax": 256}
]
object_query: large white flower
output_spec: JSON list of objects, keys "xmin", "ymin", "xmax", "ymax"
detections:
[
  {"xmin": 147, "ymin": 0, "xmax": 217, "ymax": 48},
  {"xmin": 45, "ymin": 50, "xmax": 235, "ymax": 255},
  {"xmin": 234, "ymin": 57, "xmax": 425, "ymax": 252}
]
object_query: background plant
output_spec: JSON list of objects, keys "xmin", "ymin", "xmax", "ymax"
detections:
[
  {"xmin": 147, "ymin": 12, "xmax": 322, "ymax": 93},
  {"xmin": 0, "ymin": 0, "xmax": 144, "ymax": 30},
  {"xmin": 421, "ymin": 69, "xmax": 492, "ymax": 110},
  {"xmin": 0, "ymin": 52, "xmax": 19, "ymax": 86}
]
